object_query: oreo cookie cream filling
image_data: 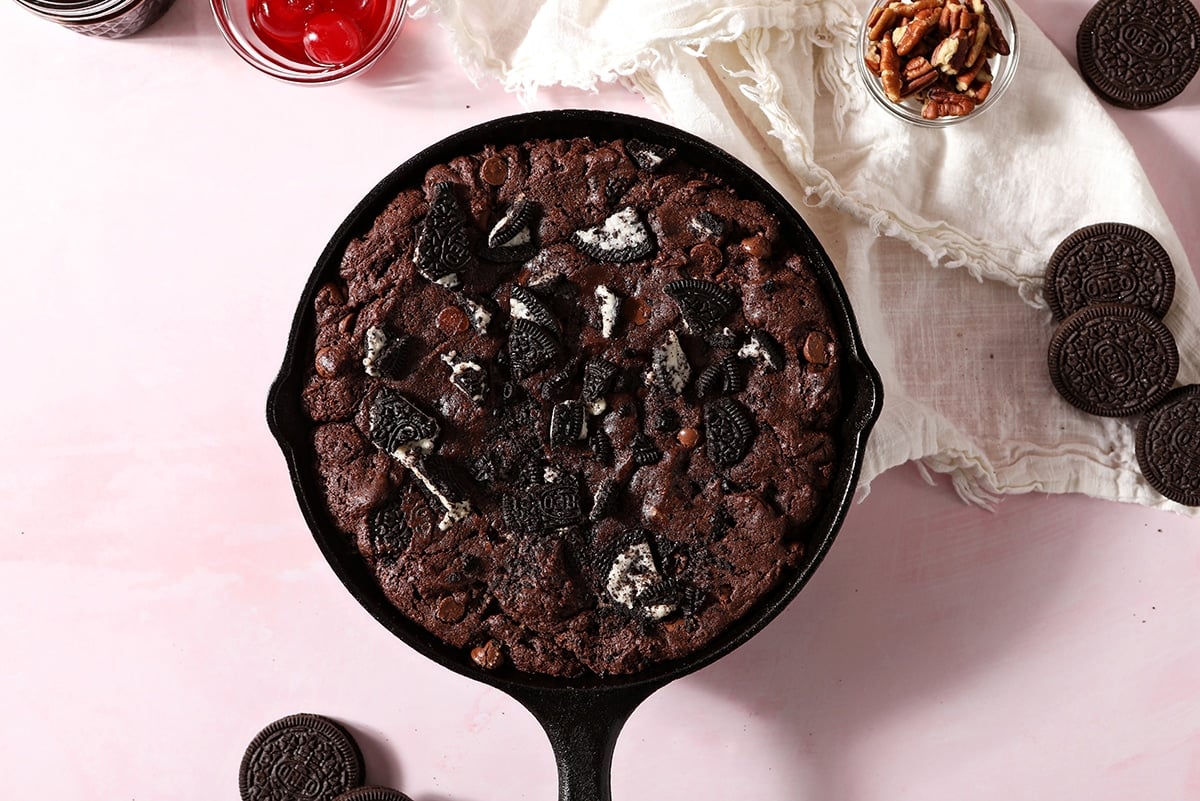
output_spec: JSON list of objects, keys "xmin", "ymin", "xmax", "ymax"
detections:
[{"xmin": 301, "ymin": 136, "xmax": 845, "ymax": 677}]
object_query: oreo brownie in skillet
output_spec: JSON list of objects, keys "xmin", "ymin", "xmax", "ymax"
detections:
[{"xmin": 301, "ymin": 135, "xmax": 846, "ymax": 677}]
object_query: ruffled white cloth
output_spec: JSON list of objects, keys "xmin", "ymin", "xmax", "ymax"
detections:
[{"xmin": 411, "ymin": 0, "xmax": 1200, "ymax": 513}]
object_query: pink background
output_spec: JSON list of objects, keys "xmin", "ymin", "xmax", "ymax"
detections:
[{"xmin": 1, "ymin": 1, "xmax": 1197, "ymax": 799}]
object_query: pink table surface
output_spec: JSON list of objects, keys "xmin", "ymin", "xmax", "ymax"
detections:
[{"xmin": 1, "ymin": 2, "xmax": 1197, "ymax": 799}]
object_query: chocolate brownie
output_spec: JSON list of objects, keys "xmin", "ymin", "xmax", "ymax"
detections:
[{"xmin": 301, "ymin": 136, "xmax": 844, "ymax": 677}]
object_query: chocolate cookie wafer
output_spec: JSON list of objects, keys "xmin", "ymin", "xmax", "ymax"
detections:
[
  {"xmin": 1136, "ymin": 385, "xmax": 1200, "ymax": 506},
  {"xmin": 334, "ymin": 788, "xmax": 413, "ymax": 801},
  {"xmin": 1047, "ymin": 303, "xmax": 1178, "ymax": 417},
  {"xmin": 1045, "ymin": 223, "xmax": 1175, "ymax": 320},
  {"xmin": 1077, "ymin": 0, "xmax": 1200, "ymax": 109},
  {"xmin": 239, "ymin": 714, "xmax": 365, "ymax": 801}
]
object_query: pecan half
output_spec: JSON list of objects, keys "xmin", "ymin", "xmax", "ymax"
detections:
[
  {"xmin": 880, "ymin": 36, "xmax": 903, "ymax": 103},
  {"xmin": 922, "ymin": 86, "xmax": 976, "ymax": 118}
]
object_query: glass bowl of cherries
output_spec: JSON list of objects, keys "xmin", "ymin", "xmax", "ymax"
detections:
[{"xmin": 211, "ymin": 0, "xmax": 406, "ymax": 83}]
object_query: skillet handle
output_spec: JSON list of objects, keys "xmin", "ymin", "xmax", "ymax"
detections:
[{"xmin": 511, "ymin": 686, "xmax": 654, "ymax": 801}]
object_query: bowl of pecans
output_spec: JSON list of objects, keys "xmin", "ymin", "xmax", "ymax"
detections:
[{"xmin": 858, "ymin": 0, "xmax": 1019, "ymax": 126}]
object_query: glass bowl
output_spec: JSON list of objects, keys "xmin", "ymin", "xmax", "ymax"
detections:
[
  {"xmin": 210, "ymin": 0, "xmax": 407, "ymax": 84},
  {"xmin": 856, "ymin": 0, "xmax": 1020, "ymax": 127}
]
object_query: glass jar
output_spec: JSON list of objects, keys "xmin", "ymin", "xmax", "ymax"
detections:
[{"xmin": 14, "ymin": 0, "xmax": 177, "ymax": 38}]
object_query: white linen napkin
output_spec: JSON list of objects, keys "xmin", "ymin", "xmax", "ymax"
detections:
[{"xmin": 411, "ymin": 0, "xmax": 1200, "ymax": 514}]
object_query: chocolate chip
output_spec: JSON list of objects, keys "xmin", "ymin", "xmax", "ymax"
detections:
[
  {"xmin": 470, "ymin": 639, "xmax": 505, "ymax": 670},
  {"xmin": 315, "ymin": 346, "xmax": 342, "ymax": 378},
  {"xmin": 677, "ymin": 427, "xmax": 701, "ymax": 448},
  {"xmin": 413, "ymin": 182, "xmax": 473, "ymax": 288},
  {"xmin": 803, "ymin": 330, "xmax": 830, "ymax": 366},
  {"xmin": 507, "ymin": 319, "xmax": 562, "ymax": 380},
  {"xmin": 549, "ymin": 400, "xmax": 586, "ymax": 445},
  {"xmin": 664, "ymin": 279, "xmax": 739, "ymax": 334},
  {"xmin": 368, "ymin": 389, "xmax": 440, "ymax": 457},
  {"xmin": 570, "ymin": 207, "xmax": 656, "ymax": 263},
  {"xmin": 704, "ymin": 397, "xmax": 755, "ymax": 467},
  {"xmin": 624, "ymin": 138, "xmax": 676, "ymax": 172},
  {"xmin": 741, "ymin": 233, "xmax": 772, "ymax": 258},
  {"xmin": 689, "ymin": 242, "xmax": 723, "ymax": 274},
  {"xmin": 436, "ymin": 596, "xmax": 466, "ymax": 623},
  {"xmin": 437, "ymin": 305, "xmax": 470, "ymax": 334},
  {"xmin": 480, "ymin": 156, "xmax": 508, "ymax": 186},
  {"xmin": 239, "ymin": 714, "xmax": 364, "ymax": 801}
]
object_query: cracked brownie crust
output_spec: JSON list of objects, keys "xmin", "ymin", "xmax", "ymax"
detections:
[{"xmin": 301, "ymin": 135, "xmax": 844, "ymax": 677}]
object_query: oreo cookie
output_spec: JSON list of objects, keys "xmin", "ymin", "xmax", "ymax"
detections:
[
  {"xmin": 413, "ymin": 182, "xmax": 473, "ymax": 288},
  {"xmin": 481, "ymin": 195, "xmax": 539, "ymax": 263},
  {"xmin": 1045, "ymin": 223, "xmax": 1175, "ymax": 320},
  {"xmin": 1077, "ymin": 0, "xmax": 1200, "ymax": 109},
  {"xmin": 624, "ymin": 138, "xmax": 676, "ymax": 172},
  {"xmin": 570, "ymin": 207, "xmax": 656, "ymax": 263},
  {"xmin": 664, "ymin": 279, "xmax": 739, "ymax": 334},
  {"xmin": 507, "ymin": 319, "xmax": 562, "ymax": 380},
  {"xmin": 704, "ymin": 397, "xmax": 755, "ymax": 466},
  {"xmin": 334, "ymin": 789, "xmax": 412, "ymax": 801},
  {"xmin": 368, "ymin": 389, "xmax": 440, "ymax": 458},
  {"xmin": 1136, "ymin": 384, "xmax": 1200, "ymax": 506},
  {"xmin": 239, "ymin": 713, "xmax": 364, "ymax": 801},
  {"xmin": 1047, "ymin": 303, "xmax": 1179, "ymax": 417}
]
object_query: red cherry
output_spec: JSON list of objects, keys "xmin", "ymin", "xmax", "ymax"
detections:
[
  {"xmin": 318, "ymin": 0, "xmax": 374, "ymax": 20},
  {"xmin": 249, "ymin": 0, "xmax": 316, "ymax": 43},
  {"xmin": 302, "ymin": 11, "xmax": 364, "ymax": 66}
]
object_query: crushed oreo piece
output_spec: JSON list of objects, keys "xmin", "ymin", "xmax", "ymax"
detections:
[
  {"xmin": 409, "ymin": 455, "xmax": 473, "ymax": 530},
  {"xmin": 488, "ymin": 195, "xmax": 535, "ymax": 247},
  {"xmin": 589, "ymin": 477, "xmax": 621, "ymax": 522},
  {"xmin": 367, "ymin": 496, "xmax": 412, "ymax": 559},
  {"xmin": 738, "ymin": 329, "xmax": 785, "ymax": 372},
  {"xmin": 689, "ymin": 211, "xmax": 725, "ymax": 239},
  {"xmin": 503, "ymin": 473, "xmax": 584, "ymax": 532},
  {"xmin": 500, "ymin": 380, "xmax": 524, "ymax": 405},
  {"xmin": 706, "ymin": 327, "xmax": 740, "ymax": 350},
  {"xmin": 604, "ymin": 531, "xmax": 675, "ymax": 620},
  {"xmin": 362, "ymin": 326, "xmax": 410, "ymax": 380},
  {"xmin": 698, "ymin": 354, "xmax": 745, "ymax": 397},
  {"xmin": 664, "ymin": 279, "xmax": 739, "ymax": 334},
  {"xmin": 509, "ymin": 284, "xmax": 560, "ymax": 332},
  {"xmin": 631, "ymin": 432, "xmax": 662, "ymax": 466},
  {"xmin": 653, "ymin": 407, "xmax": 680, "ymax": 433},
  {"xmin": 570, "ymin": 207, "xmax": 656, "ymax": 263},
  {"xmin": 413, "ymin": 182, "xmax": 473, "ymax": 288},
  {"xmin": 589, "ymin": 427, "xmax": 614, "ymax": 465},
  {"xmin": 593, "ymin": 284, "xmax": 622, "ymax": 339},
  {"xmin": 441, "ymin": 352, "xmax": 488, "ymax": 404},
  {"xmin": 537, "ymin": 473, "xmax": 584, "ymax": 528},
  {"xmin": 480, "ymin": 196, "xmax": 538, "ymax": 263},
  {"xmin": 704, "ymin": 397, "xmax": 755, "ymax": 467},
  {"xmin": 625, "ymin": 138, "xmax": 676, "ymax": 172},
  {"xmin": 604, "ymin": 174, "xmax": 635, "ymax": 206},
  {"xmin": 650, "ymin": 329, "xmax": 691, "ymax": 396},
  {"xmin": 549, "ymin": 400, "xmax": 587, "ymax": 445},
  {"xmin": 582, "ymin": 358, "xmax": 620, "ymax": 403},
  {"xmin": 368, "ymin": 388, "xmax": 440, "ymax": 459},
  {"xmin": 507, "ymin": 319, "xmax": 562, "ymax": 380},
  {"xmin": 457, "ymin": 295, "xmax": 497, "ymax": 335}
]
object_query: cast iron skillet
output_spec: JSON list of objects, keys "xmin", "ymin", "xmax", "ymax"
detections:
[{"xmin": 267, "ymin": 110, "xmax": 883, "ymax": 801}]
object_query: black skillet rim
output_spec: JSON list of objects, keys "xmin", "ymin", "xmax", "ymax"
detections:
[{"xmin": 266, "ymin": 109, "xmax": 883, "ymax": 696}]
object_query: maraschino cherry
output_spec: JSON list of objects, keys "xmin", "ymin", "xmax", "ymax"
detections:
[{"xmin": 249, "ymin": 0, "xmax": 384, "ymax": 68}]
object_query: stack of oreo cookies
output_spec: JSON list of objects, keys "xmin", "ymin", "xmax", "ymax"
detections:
[
  {"xmin": 1044, "ymin": 223, "xmax": 1198, "ymax": 506},
  {"xmin": 239, "ymin": 713, "xmax": 412, "ymax": 801}
]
